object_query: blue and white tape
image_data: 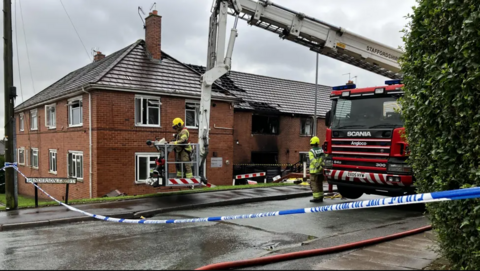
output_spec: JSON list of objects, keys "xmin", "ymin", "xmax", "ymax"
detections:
[{"xmin": 2, "ymin": 164, "xmax": 480, "ymax": 224}]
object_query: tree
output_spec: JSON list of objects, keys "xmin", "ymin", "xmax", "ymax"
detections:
[{"xmin": 400, "ymin": 0, "xmax": 480, "ymax": 269}]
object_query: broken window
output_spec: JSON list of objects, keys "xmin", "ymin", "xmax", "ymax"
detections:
[
  {"xmin": 300, "ymin": 118, "xmax": 313, "ymax": 136},
  {"xmin": 185, "ymin": 101, "xmax": 200, "ymax": 128},
  {"xmin": 251, "ymin": 152, "xmax": 278, "ymax": 164},
  {"xmin": 135, "ymin": 95, "xmax": 161, "ymax": 127},
  {"xmin": 251, "ymin": 115, "xmax": 280, "ymax": 135}
]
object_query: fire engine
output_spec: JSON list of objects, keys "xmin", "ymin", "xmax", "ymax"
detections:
[{"xmin": 322, "ymin": 80, "xmax": 413, "ymax": 199}]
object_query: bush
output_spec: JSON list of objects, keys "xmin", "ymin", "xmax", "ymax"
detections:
[{"xmin": 400, "ymin": 0, "xmax": 480, "ymax": 269}]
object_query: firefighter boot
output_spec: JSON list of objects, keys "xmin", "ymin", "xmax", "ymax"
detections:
[{"xmin": 310, "ymin": 192, "xmax": 324, "ymax": 203}]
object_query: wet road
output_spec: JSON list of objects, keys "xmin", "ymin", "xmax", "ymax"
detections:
[{"xmin": 0, "ymin": 195, "xmax": 427, "ymax": 270}]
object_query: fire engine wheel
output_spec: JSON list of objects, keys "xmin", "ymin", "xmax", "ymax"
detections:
[{"xmin": 337, "ymin": 185, "xmax": 364, "ymax": 199}]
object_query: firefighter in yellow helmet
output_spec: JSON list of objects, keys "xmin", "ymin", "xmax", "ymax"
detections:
[
  {"xmin": 170, "ymin": 118, "xmax": 193, "ymax": 178},
  {"xmin": 309, "ymin": 136, "xmax": 325, "ymax": 203}
]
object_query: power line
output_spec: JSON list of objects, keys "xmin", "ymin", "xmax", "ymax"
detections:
[
  {"xmin": 18, "ymin": 0, "xmax": 36, "ymax": 95},
  {"xmin": 14, "ymin": 0, "xmax": 24, "ymax": 102},
  {"xmin": 59, "ymin": 0, "xmax": 91, "ymax": 61}
]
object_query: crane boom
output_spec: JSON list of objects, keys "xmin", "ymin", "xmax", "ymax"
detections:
[{"xmin": 224, "ymin": 0, "xmax": 403, "ymax": 79}]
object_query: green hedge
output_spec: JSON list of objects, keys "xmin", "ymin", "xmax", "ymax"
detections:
[{"xmin": 400, "ymin": 0, "xmax": 480, "ymax": 269}]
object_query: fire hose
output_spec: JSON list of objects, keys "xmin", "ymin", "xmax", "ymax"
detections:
[{"xmin": 195, "ymin": 225, "xmax": 433, "ymax": 270}]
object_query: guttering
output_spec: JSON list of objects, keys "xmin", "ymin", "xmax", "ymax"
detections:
[{"xmin": 81, "ymin": 87, "xmax": 93, "ymax": 199}]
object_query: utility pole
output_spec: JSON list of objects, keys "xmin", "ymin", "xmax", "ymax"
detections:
[
  {"xmin": 313, "ymin": 53, "xmax": 319, "ymax": 136},
  {"xmin": 4, "ymin": 0, "xmax": 18, "ymax": 210}
]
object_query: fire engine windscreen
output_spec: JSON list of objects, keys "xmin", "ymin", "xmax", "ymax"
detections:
[{"xmin": 331, "ymin": 96, "xmax": 403, "ymax": 129}]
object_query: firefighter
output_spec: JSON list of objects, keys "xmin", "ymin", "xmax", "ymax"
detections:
[
  {"xmin": 170, "ymin": 118, "xmax": 193, "ymax": 178},
  {"xmin": 309, "ymin": 136, "xmax": 325, "ymax": 203}
]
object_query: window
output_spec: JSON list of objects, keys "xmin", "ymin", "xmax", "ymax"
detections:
[
  {"xmin": 19, "ymin": 113, "xmax": 24, "ymax": 131},
  {"xmin": 331, "ymin": 97, "xmax": 403, "ymax": 129},
  {"xmin": 18, "ymin": 148, "xmax": 25, "ymax": 165},
  {"xmin": 68, "ymin": 151, "xmax": 83, "ymax": 179},
  {"xmin": 49, "ymin": 150, "xmax": 57, "ymax": 174},
  {"xmin": 252, "ymin": 115, "xmax": 280, "ymax": 135},
  {"xmin": 135, "ymin": 95, "xmax": 161, "ymax": 127},
  {"xmin": 45, "ymin": 104, "xmax": 56, "ymax": 129},
  {"xmin": 185, "ymin": 101, "xmax": 200, "ymax": 128},
  {"xmin": 300, "ymin": 118, "xmax": 313, "ymax": 136},
  {"xmin": 68, "ymin": 97, "xmax": 83, "ymax": 127},
  {"xmin": 135, "ymin": 153, "xmax": 158, "ymax": 183},
  {"xmin": 30, "ymin": 109, "xmax": 38, "ymax": 130},
  {"xmin": 31, "ymin": 148, "xmax": 39, "ymax": 169}
]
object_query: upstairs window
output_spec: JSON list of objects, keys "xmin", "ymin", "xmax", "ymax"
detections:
[
  {"xmin": 45, "ymin": 104, "xmax": 56, "ymax": 129},
  {"xmin": 252, "ymin": 115, "xmax": 280, "ymax": 135},
  {"xmin": 68, "ymin": 97, "xmax": 83, "ymax": 127},
  {"xmin": 185, "ymin": 101, "xmax": 200, "ymax": 128},
  {"xmin": 135, "ymin": 95, "xmax": 161, "ymax": 127},
  {"xmin": 300, "ymin": 118, "xmax": 313, "ymax": 136},
  {"xmin": 30, "ymin": 109, "xmax": 38, "ymax": 130},
  {"xmin": 19, "ymin": 113, "xmax": 24, "ymax": 131}
]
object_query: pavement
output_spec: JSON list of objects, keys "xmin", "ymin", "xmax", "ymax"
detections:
[
  {"xmin": 0, "ymin": 183, "xmax": 329, "ymax": 231},
  {"xmin": 314, "ymin": 231, "xmax": 439, "ymax": 270}
]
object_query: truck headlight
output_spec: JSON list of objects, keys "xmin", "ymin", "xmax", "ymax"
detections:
[
  {"xmin": 387, "ymin": 163, "xmax": 412, "ymax": 173},
  {"xmin": 324, "ymin": 159, "xmax": 333, "ymax": 168}
]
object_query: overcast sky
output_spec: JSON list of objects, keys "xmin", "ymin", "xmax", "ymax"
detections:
[{"xmin": 0, "ymin": 0, "xmax": 416, "ymax": 138}]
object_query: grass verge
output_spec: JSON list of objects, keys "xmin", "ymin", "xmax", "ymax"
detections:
[{"xmin": 0, "ymin": 182, "xmax": 297, "ymax": 210}]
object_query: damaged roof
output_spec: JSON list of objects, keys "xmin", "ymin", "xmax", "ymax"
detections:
[
  {"xmin": 15, "ymin": 40, "xmax": 236, "ymax": 111},
  {"xmin": 186, "ymin": 65, "xmax": 332, "ymax": 117}
]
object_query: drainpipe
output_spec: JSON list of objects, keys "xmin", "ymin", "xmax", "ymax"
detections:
[{"xmin": 81, "ymin": 87, "xmax": 93, "ymax": 199}]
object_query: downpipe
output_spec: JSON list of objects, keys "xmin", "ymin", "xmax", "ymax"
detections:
[
  {"xmin": 81, "ymin": 87, "xmax": 93, "ymax": 198},
  {"xmin": 195, "ymin": 225, "xmax": 433, "ymax": 270}
]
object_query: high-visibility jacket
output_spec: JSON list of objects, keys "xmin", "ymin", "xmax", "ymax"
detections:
[
  {"xmin": 174, "ymin": 127, "xmax": 192, "ymax": 152},
  {"xmin": 309, "ymin": 147, "xmax": 324, "ymax": 174}
]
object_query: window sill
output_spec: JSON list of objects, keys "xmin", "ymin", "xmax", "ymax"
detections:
[
  {"xmin": 135, "ymin": 181, "xmax": 148, "ymax": 185},
  {"xmin": 30, "ymin": 129, "xmax": 38, "ymax": 131},
  {"xmin": 68, "ymin": 124, "xmax": 83, "ymax": 128},
  {"xmin": 32, "ymin": 167, "xmax": 39, "ymax": 170},
  {"xmin": 185, "ymin": 126, "xmax": 199, "ymax": 130},
  {"xmin": 135, "ymin": 124, "xmax": 162, "ymax": 128},
  {"xmin": 49, "ymin": 171, "xmax": 57, "ymax": 175},
  {"xmin": 47, "ymin": 126, "xmax": 56, "ymax": 130}
]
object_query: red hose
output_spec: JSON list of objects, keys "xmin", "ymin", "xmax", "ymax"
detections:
[{"xmin": 196, "ymin": 225, "xmax": 432, "ymax": 270}]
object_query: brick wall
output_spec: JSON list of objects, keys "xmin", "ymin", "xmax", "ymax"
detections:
[
  {"xmin": 15, "ymin": 94, "xmax": 91, "ymax": 200},
  {"xmin": 93, "ymin": 90, "xmax": 234, "ymax": 197},
  {"xmin": 233, "ymin": 111, "xmax": 327, "ymax": 165}
]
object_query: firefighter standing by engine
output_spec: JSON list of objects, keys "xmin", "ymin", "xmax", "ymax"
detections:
[
  {"xmin": 309, "ymin": 136, "xmax": 325, "ymax": 202},
  {"xmin": 170, "ymin": 118, "xmax": 193, "ymax": 178}
]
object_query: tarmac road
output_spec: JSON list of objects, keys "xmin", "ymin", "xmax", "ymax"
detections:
[{"xmin": 0, "ymin": 195, "xmax": 428, "ymax": 270}]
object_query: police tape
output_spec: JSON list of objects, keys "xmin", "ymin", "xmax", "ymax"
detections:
[{"xmin": 2, "ymin": 163, "xmax": 480, "ymax": 225}]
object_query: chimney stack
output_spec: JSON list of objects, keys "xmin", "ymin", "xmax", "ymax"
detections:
[
  {"xmin": 94, "ymin": 51, "xmax": 106, "ymax": 62},
  {"xmin": 145, "ymin": 10, "xmax": 162, "ymax": 61}
]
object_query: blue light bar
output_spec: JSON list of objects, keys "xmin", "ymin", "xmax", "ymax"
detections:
[
  {"xmin": 332, "ymin": 84, "xmax": 356, "ymax": 90},
  {"xmin": 385, "ymin": 79, "xmax": 402, "ymax": 85}
]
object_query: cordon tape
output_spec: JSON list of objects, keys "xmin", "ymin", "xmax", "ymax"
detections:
[{"xmin": 2, "ymin": 162, "xmax": 480, "ymax": 225}]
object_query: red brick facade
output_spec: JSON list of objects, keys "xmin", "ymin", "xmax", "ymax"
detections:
[
  {"xmin": 233, "ymin": 111, "xmax": 327, "ymax": 165},
  {"xmin": 15, "ymin": 90, "xmax": 235, "ymax": 200}
]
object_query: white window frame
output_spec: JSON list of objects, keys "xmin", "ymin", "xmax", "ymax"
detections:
[
  {"xmin": 185, "ymin": 100, "xmax": 200, "ymax": 129},
  {"xmin": 19, "ymin": 113, "xmax": 24, "ymax": 131},
  {"xmin": 134, "ymin": 95, "xmax": 161, "ymax": 127},
  {"xmin": 300, "ymin": 118, "xmax": 313, "ymax": 136},
  {"xmin": 135, "ymin": 152, "xmax": 159, "ymax": 184},
  {"xmin": 18, "ymin": 147, "xmax": 25, "ymax": 165},
  {"xmin": 31, "ymin": 148, "xmax": 39, "ymax": 169},
  {"xmin": 49, "ymin": 149, "xmax": 57, "ymax": 174},
  {"xmin": 68, "ymin": 96, "xmax": 83, "ymax": 127},
  {"xmin": 45, "ymin": 103, "xmax": 56, "ymax": 129},
  {"xmin": 68, "ymin": 151, "xmax": 84, "ymax": 180},
  {"xmin": 30, "ymin": 109, "xmax": 38, "ymax": 131}
]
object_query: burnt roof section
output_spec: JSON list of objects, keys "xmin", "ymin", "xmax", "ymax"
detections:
[
  {"xmin": 15, "ymin": 40, "xmax": 236, "ymax": 111},
  {"xmin": 186, "ymin": 64, "xmax": 332, "ymax": 117}
]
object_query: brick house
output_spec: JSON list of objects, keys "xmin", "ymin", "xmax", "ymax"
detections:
[{"xmin": 13, "ymin": 10, "xmax": 331, "ymax": 200}]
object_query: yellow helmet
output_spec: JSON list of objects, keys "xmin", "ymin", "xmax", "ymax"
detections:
[
  {"xmin": 310, "ymin": 136, "xmax": 320, "ymax": 145},
  {"xmin": 172, "ymin": 118, "xmax": 184, "ymax": 128}
]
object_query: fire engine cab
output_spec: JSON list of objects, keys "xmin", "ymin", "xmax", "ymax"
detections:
[{"xmin": 322, "ymin": 80, "xmax": 413, "ymax": 199}]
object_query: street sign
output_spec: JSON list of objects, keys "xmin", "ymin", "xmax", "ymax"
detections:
[{"xmin": 26, "ymin": 178, "xmax": 77, "ymax": 184}]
